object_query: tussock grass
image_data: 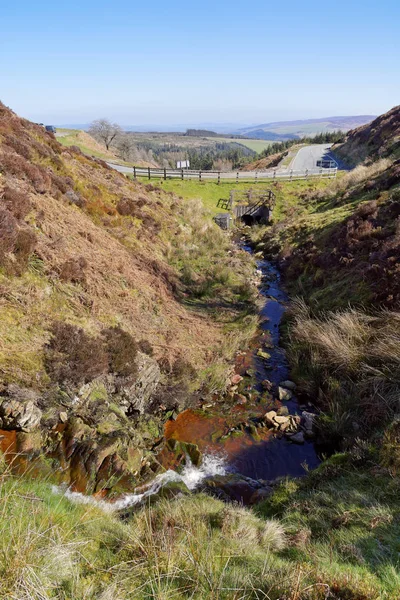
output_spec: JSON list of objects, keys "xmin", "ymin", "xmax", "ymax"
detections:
[
  {"xmin": 1, "ymin": 467, "xmax": 397, "ymax": 599},
  {"xmin": 289, "ymin": 300, "xmax": 400, "ymax": 441}
]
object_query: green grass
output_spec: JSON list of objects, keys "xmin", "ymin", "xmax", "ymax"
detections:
[
  {"xmin": 56, "ymin": 130, "xmax": 115, "ymax": 161},
  {"xmin": 132, "ymin": 177, "xmax": 332, "ymax": 217},
  {"xmin": 207, "ymin": 137, "xmax": 274, "ymax": 153},
  {"xmin": 1, "ymin": 458, "xmax": 398, "ymax": 599}
]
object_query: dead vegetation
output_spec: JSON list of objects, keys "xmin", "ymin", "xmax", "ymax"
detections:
[
  {"xmin": 0, "ymin": 102, "xmax": 255, "ymax": 395},
  {"xmin": 289, "ymin": 300, "xmax": 400, "ymax": 444}
]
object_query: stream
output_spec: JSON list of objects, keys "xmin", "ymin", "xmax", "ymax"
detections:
[
  {"xmin": 158, "ymin": 242, "xmax": 320, "ymax": 490},
  {"xmin": 1, "ymin": 242, "xmax": 321, "ymax": 510}
]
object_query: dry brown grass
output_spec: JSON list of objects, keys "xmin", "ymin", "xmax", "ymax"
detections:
[
  {"xmin": 290, "ymin": 299, "xmax": 400, "ymax": 438},
  {"xmin": 0, "ymin": 103, "xmax": 254, "ymax": 392}
]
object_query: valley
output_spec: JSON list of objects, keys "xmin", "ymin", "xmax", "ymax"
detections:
[{"xmin": 0, "ymin": 102, "xmax": 399, "ymax": 599}]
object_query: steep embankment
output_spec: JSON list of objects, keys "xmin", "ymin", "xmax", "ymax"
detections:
[
  {"xmin": 0, "ymin": 102, "xmax": 256, "ymax": 491},
  {"xmin": 251, "ymin": 104, "xmax": 400, "ymax": 449},
  {"xmin": 334, "ymin": 104, "xmax": 400, "ymax": 166}
]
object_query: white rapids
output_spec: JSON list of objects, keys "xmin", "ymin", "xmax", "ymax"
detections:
[{"xmin": 53, "ymin": 453, "xmax": 226, "ymax": 513}]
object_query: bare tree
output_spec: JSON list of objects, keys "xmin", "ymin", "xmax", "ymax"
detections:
[
  {"xmin": 88, "ymin": 119, "xmax": 122, "ymax": 150},
  {"xmin": 116, "ymin": 134, "xmax": 135, "ymax": 161}
]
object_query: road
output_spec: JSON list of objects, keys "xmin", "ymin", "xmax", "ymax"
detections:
[{"xmin": 289, "ymin": 144, "xmax": 337, "ymax": 171}]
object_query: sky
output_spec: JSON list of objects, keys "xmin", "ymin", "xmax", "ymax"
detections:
[{"xmin": 1, "ymin": 0, "xmax": 399, "ymax": 127}]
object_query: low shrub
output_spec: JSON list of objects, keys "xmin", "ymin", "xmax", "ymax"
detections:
[
  {"xmin": 0, "ymin": 208, "xmax": 18, "ymax": 256},
  {"xmin": 59, "ymin": 256, "xmax": 88, "ymax": 283},
  {"xmin": 0, "ymin": 208, "xmax": 36, "ymax": 274},
  {"xmin": 138, "ymin": 339, "xmax": 154, "ymax": 356},
  {"xmin": 102, "ymin": 326, "xmax": 138, "ymax": 378},
  {"xmin": 44, "ymin": 322, "xmax": 109, "ymax": 385},
  {"xmin": 1, "ymin": 185, "xmax": 31, "ymax": 220},
  {"xmin": 0, "ymin": 152, "xmax": 51, "ymax": 193},
  {"xmin": 116, "ymin": 197, "xmax": 138, "ymax": 216},
  {"xmin": 3, "ymin": 133, "xmax": 31, "ymax": 159}
]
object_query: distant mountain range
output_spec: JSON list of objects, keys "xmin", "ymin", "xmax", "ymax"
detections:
[
  {"xmin": 58, "ymin": 115, "xmax": 377, "ymax": 140},
  {"xmin": 234, "ymin": 116, "xmax": 376, "ymax": 140}
]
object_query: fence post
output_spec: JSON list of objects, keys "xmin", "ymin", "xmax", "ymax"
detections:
[
  {"xmin": 181, "ymin": 169, "xmax": 184, "ymax": 180},
  {"xmin": 236, "ymin": 172, "xmax": 239, "ymax": 184},
  {"xmin": 199, "ymin": 170, "xmax": 202, "ymax": 182},
  {"xmin": 273, "ymin": 170, "xmax": 276, "ymax": 179},
  {"xmin": 255, "ymin": 171, "xmax": 258, "ymax": 184},
  {"xmin": 218, "ymin": 172, "xmax": 220, "ymax": 185},
  {"xmin": 290, "ymin": 169, "xmax": 293, "ymax": 180},
  {"xmin": 133, "ymin": 166, "xmax": 136, "ymax": 179},
  {"xmin": 305, "ymin": 169, "xmax": 308, "ymax": 178},
  {"xmin": 148, "ymin": 167, "xmax": 151, "ymax": 180},
  {"xmin": 164, "ymin": 167, "xmax": 166, "ymax": 180}
]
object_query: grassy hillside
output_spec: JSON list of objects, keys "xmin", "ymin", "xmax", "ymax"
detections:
[
  {"xmin": 1, "ymin": 450, "xmax": 399, "ymax": 599},
  {"xmin": 56, "ymin": 128, "xmax": 119, "ymax": 161},
  {"xmin": 0, "ymin": 102, "xmax": 257, "ymax": 492},
  {"xmin": 208, "ymin": 137, "xmax": 273, "ymax": 153},
  {"xmin": 334, "ymin": 105, "xmax": 400, "ymax": 166},
  {"xmin": 1, "ymin": 104, "xmax": 400, "ymax": 600}
]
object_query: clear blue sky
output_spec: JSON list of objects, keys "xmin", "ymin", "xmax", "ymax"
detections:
[{"xmin": 1, "ymin": 0, "xmax": 399, "ymax": 126}]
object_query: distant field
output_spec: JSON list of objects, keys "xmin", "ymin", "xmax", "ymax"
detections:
[{"xmin": 208, "ymin": 137, "xmax": 273, "ymax": 152}]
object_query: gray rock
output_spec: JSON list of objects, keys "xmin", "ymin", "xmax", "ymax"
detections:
[
  {"xmin": 302, "ymin": 411, "xmax": 316, "ymax": 431},
  {"xmin": 118, "ymin": 352, "xmax": 161, "ymax": 414},
  {"xmin": 0, "ymin": 385, "xmax": 42, "ymax": 432},
  {"xmin": 278, "ymin": 386, "xmax": 293, "ymax": 401},
  {"xmin": 59, "ymin": 412, "xmax": 68, "ymax": 423},
  {"xmin": 280, "ymin": 380, "xmax": 297, "ymax": 391},
  {"xmin": 288, "ymin": 431, "xmax": 305, "ymax": 444}
]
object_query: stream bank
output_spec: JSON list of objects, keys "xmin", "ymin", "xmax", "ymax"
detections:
[
  {"xmin": 0, "ymin": 236, "xmax": 321, "ymax": 508},
  {"xmin": 153, "ymin": 238, "xmax": 320, "ymax": 504}
]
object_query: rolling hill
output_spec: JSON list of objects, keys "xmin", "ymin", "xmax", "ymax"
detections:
[{"xmin": 236, "ymin": 115, "xmax": 376, "ymax": 140}]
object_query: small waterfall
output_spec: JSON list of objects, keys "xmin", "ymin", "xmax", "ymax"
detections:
[{"xmin": 53, "ymin": 453, "xmax": 226, "ymax": 512}]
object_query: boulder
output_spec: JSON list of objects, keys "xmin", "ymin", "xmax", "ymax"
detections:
[
  {"xmin": 302, "ymin": 411, "xmax": 316, "ymax": 432},
  {"xmin": 264, "ymin": 410, "xmax": 277, "ymax": 427},
  {"xmin": 280, "ymin": 380, "xmax": 296, "ymax": 391},
  {"xmin": 200, "ymin": 473, "xmax": 261, "ymax": 504},
  {"xmin": 273, "ymin": 415, "xmax": 290, "ymax": 425},
  {"xmin": 277, "ymin": 406, "xmax": 289, "ymax": 416},
  {"xmin": 0, "ymin": 385, "xmax": 42, "ymax": 432},
  {"xmin": 288, "ymin": 431, "xmax": 305, "ymax": 444},
  {"xmin": 278, "ymin": 386, "xmax": 293, "ymax": 401},
  {"xmin": 249, "ymin": 486, "xmax": 273, "ymax": 505},
  {"xmin": 231, "ymin": 374, "xmax": 243, "ymax": 385},
  {"xmin": 257, "ymin": 349, "xmax": 271, "ymax": 360},
  {"xmin": 59, "ymin": 412, "xmax": 68, "ymax": 423},
  {"xmin": 118, "ymin": 352, "xmax": 161, "ymax": 414}
]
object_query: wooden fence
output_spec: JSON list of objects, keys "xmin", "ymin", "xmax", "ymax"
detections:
[{"xmin": 110, "ymin": 163, "xmax": 338, "ymax": 183}]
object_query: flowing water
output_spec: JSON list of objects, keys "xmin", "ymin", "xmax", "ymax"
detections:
[
  {"xmin": 161, "ymin": 243, "xmax": 320, "ymax": 482},
  {"xmin": 2, "ymin": 241, "xmax": 320, "ymax": 509}
]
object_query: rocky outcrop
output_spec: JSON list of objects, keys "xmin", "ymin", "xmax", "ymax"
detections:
[
  {"xmin": 117, "ymin": 352, "xmax": 161, "ymax": 415},
  {"xmin": 0, "ymin": 385, "xmax": 42, "ymax": 432}
]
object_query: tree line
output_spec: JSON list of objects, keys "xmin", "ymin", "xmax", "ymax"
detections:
[{"xmin": 259, "ymin": 130, "xmax": 346, "ymax": 158}]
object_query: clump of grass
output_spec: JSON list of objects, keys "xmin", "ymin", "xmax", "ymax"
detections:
[
  {"xmin": 0, "ymin": 469, "xmax": 396, "ymax": 600},
  {"xmin": 289, "ymin": 299, "xmax": 400, "ymax": 442}
]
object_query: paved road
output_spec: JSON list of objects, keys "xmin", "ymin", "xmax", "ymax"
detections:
[{"xmin": 289, "ymin": 144, "xmax": 337, "ymax": 171}]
